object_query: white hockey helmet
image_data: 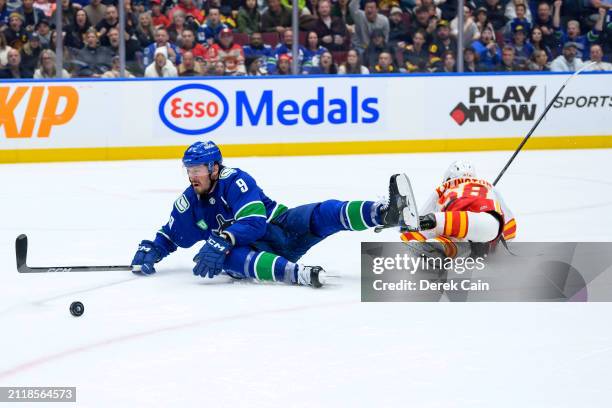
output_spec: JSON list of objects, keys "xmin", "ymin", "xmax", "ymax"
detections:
[{"xmin": 442, "ymin": 160, "xmax": 476, "ymax": 182}]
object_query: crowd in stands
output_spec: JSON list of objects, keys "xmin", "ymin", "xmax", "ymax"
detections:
[{"xmin": 1, "ymin": 0, "xmax": 611, "ymax": 78}]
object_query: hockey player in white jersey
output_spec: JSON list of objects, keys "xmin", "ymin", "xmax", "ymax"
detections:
[{"xmin": 401, "ymin": 160, "xmax": 516, "ymax": 257}]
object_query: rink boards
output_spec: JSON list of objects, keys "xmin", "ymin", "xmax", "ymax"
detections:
[{"xmin": 0, "ymin": 72, "xmax": 610, "ymax": 163}]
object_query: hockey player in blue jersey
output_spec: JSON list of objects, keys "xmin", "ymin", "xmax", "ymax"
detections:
[{"xmin": 131, "ymin": 141, "xmax": 411, "ymax": 288}]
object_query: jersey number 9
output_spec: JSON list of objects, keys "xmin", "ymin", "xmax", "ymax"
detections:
[{"xmin": 236, "ymin": 178, "xmax": 249, "ymax": 193}]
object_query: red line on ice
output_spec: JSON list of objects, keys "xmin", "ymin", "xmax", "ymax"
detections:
[{"xmin": 0, "ymin": 300, "xmax": 354, "ymax": 380}]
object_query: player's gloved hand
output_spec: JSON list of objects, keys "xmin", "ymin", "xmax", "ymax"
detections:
[
  {"xmin": 131, "ymin": 240, "xmax": 167, "ymax": 275},
  {"xmin": 419, "ymin": 213, "xmax": 437, "ymax": 231},
  {"xmin": 193, "ymin": 232, "xmax": 233, "ymax": 278}
]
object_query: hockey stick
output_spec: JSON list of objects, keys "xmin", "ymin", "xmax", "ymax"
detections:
[
  {"xmin": 493, "ymin": 62, "xmax": 596, "ymax": 186},
  {"xmin": 15, "ymin": 234, "xmax": 140, "ymax": 273}
]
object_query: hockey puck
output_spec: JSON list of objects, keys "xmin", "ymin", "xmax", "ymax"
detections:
[{"xmin": 70, "ymin": 301, "xmax": 84, "ymax": 317}]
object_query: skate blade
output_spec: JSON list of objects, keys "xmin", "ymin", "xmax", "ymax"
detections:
[{"xmin": 395, "ymin": 174, "xmax": 419, "ymax": 230}]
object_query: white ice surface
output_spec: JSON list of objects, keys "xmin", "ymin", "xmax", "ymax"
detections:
[{"xmin": 1, "ymin": 150, "xmax": 612, "ymax": 407}]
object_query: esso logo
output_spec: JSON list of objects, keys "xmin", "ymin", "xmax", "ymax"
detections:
[{"xmin": 159, "ymin": 84, "xmax": 229, "ymax": 135}]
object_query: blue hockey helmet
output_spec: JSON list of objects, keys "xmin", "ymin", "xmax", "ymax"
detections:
[{"xmin": 182, "ymin": 141, "xmax": 223, "ymax": 172}]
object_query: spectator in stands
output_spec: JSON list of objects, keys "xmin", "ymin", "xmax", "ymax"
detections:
[
  {"xmin": 0, "ymin": 32, "xmax": 13, "ymax": 67},
  {"xmin": 121, "ymin": 0, "xmax": 139, "ymax": 37},
  {"xmin": 151, "ymin": 0, "xmax": 170, "ymax": 28},
  {"xmin": 211, "ymin": 60, "xmax": 226, "ymax": 76},
  {"xmin": 550, "ymin": 41, "xmax": 585, "ymax": 71},
  {"xmin": 505, "ymin": 0, "xmax": 532, "ymax": 23},
  {"xmin": 180, "ymin": 29, "xmax": 208, "ymax": 60},
  {"xmin": 440, "ymin": 50, "xmax": 456, "ymax": 72},
  {"xmin": 475, "ymin": 6, "xmax": 494, "ymax": 34},
  {"xmin": 237, "ymin": 0, "xmax": 262, "ymax": 35},
  {"xmin": 484, "ymin": 0, "xmax": 506, "ymax": 32},
  {"xmin": 32, "ymin": 0, "xmax": 52, "ymax": 18},
  {"xmin": 51, "ymin": 0, "xmax": 75, "ymax": 28},
  {"xmin": 178, "ymin": 50, "xmax": 204, "ymax": 75},
  {"xmin": 585, "ymin": 43, "xmax": 612, "ymax": 71},
  {"xmin": 496, "ymin": 45, "xmax": 522, "ymax": 71},
  {"xmin": 16, "ymin": 0, "xmax": 46, "ymax": 32},
  {"xmin": 349, "ymin": 0, "xmax": 389, "ymax": 52},
  {"xmin": 410, "ymin": 6, "xmax": 436, "ymax": 44},
  {"xmin": 403, "ymin": 29, "xmax": 429, "ymax": 72},
  {"xmin": 262, "ymin": 0, "xmax": 292, "ymax": 34},
  {"xmin": 20, "ymin": 32, "xmax": 43, "ymax": 73},
  {"xmin": 451, "ymin": 4, "xmax": 480, "ymax": 43},
  {"xmin": 107, "ymin": 27, "xmax": 140, "ymax": 64},
  {"xmin": 0, "ymin": 48, "xmax": 33, "ymax": 78},
  {"xmin": 34, "ymin": 49, "xmax": 71, "ymax": 78},
  {"xmin": 554, "ymin": 9, "xmax": 604, "ymax": 61},
  {"xmin": 0, "ymin": 0, "xmax": 9, "ymax": 29},
  {"xmin": 143, "ymin": 27, "xmax": 181, "ymax": 66},
  {"xmin": 305, "ymin": 0, "xmax": 320, "ymax": 18},
  {"xmin": 533, "ymin": 1, "xmax": 557, "ymax": 51},
  {"xmin": 197, "ymin": 6, "xmax": 228, "ymax": 45},
  {"xmin": 275, "ymin": 53, "xmax": 292, "ymax": 74},
  {"xmin": 145, "ymin": 46, "xmax": 178, "ymax": 77},
  {"xmin": 420, "ymin": 0, "xmax": 442, "ymax": 20},
  {"xmin": 4, "ymin": 13, "xmax": 28, "ymax": 49},
  {"xmin": 338, "ymin": 48, "xmax": 369, "ymax": 73},
  {"xmin": 208, "ymin": 0, "xmax": 238, "ymax": 29},
  {"xmin": 332, "ymin": 0, "xmax": 355, "ymax": 27},
  {"xmin": 471, "ymin": 26, "xmax": 501, "ymax": 70},
  {"xmin": 371, "ymin": 50, "xmax": 397, "ymax": 73},
  {"xmin": 49, "ymin": 30, "xmax": 74, "ymax": 70},
  {"xmin": 315, "ymin": 0, "xmax": 348, "ymax": 51},
  {"xmin": 169, "ymin": 0, "xmax": 204, "ymax": 24},
  {"xmin": 273, "ymin": 29, "xmax": 305, "ymax": 68},
  {"xmin": 508, "ymin": 24, "xmax": 533, "ymax": 68},
  {"xmin": 306, "ymin": 49, "xmax": 337, "ymax": 73},
  {"xmin": 528, "ymin": 26, "xmax": 552, "ymax": 61},
  {"xmin": 210, "ymin": 28, "xmax": 246, "ymax": 73},
  {"xmin": 363, "ymin": 29, "xmax": 393, "ymax": 69},
  {"xmin": 527, "ymin": 48, "xmax": 549, "ymax": 70},
  {"xmin": 388, "ymin": 7, "xmax": 410, "ymax": 50},
  {"xmin": 245, "ymin": 55, "xmax": 268, "ymax": 75},
  {"xmin": 302, "ymin": 31, "xmax": 328, "ymax": 73},
  {"xmin": 463, "ymin": 46, "xmax": 482, "ymax": 72},
  {"xmin": 101, "ymin": 55, "xmax": 136, "ymax": 78},
  {"xmin": 224, "ymin": 55, "xmax": 245, "ymax": 75},
  {"xmin": 84, "ymin": 0, "xmax": 106, "ymax": 27},
  {"xmin": 429, "ymin": 19, "xmax": 456, "ymax": 60},
  {"xmin": 96, "ymin": 5, "xmax": 120, "ymax": 46},
  {"xmin": 168, "ymin": 10, "xmax": 199, "ymax": 47},
  {"xmin": 73, "ymin": 28, "xmax": 113, "ymax": 76},
  {"xmin": 65, "ymin": 9, "xmax": 91, "ymax": 49},
  {"xmin": 136, "ymin": 12, "xmax": 155, "ymax": 48},
  {"xmin": 33, "ymin": 19, "xmax": 50, "ymax": 48},
  {"xmin": 504, "ymin": 3, "xmax": 531, "ymax": 38},
  {"xmin": 243, "ymin": 31, "xmax": 274, "ymax": 73}
]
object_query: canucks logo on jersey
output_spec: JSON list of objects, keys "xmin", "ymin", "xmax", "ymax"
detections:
[{"xmin": 220, "ymin": 168, "xmax": 237, "ymax": 179}]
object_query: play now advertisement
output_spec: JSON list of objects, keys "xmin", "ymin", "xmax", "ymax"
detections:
[{"xmin": 361, "ymin": 242, "xmax": 612, "ymax": 302}]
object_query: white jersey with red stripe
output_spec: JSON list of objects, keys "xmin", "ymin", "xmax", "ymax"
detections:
[{"xmin": 421, "ymin": 177, "xmax": 517, "ymax": 241}]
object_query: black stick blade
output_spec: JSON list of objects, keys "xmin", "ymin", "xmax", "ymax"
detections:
[{"xmin": 16, "ymin": 234, "xmax": 28, "ymax": 273}]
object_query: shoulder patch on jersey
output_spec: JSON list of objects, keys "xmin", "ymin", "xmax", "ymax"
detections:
[
  {"xmin": 175, "ymin": 194, "xmax": 190, "ymax": 213},
  {"xmin": 219, "ymin": 167, "xmax": 237, "ymax": 179}
]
